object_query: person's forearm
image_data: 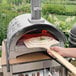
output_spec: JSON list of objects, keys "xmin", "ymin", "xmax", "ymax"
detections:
[
  {"xmin": 65, "ymin": 48, "xmax": 76, "ymax": 58},
  {"xmin": 49, "ymin": 46, "xmax": 76, "ymax": 58}
]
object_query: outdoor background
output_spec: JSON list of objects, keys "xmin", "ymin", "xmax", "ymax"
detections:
[
  {"xmin": 0, "ymin": 0, "xmax": 76, "ymax": 75},
  {"xmin": 0, "ymin": 0, "xmax": 76, "ymax": 59}
]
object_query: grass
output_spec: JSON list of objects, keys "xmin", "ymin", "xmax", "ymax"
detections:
[
  {"xmin": 65, "ymin": 5, "xmax": 76, "ymax": 9},
  {"xmin": 44, "ymin": 14, "xmax": 76, "ymax": 31},
  {"xmin": 42, "ymin": 3, "xmax": 76, "ymax": 16},
  {"xmin": 56, "ymin": 15, "xmax": 69, "ymax": 21},
  {"xmin": 65, "ymin": 5, "xmax": 76, "ymax": 13},
  {"xmin": 56, "ymin": 15, "xmax": 76, "ymax": 25}
]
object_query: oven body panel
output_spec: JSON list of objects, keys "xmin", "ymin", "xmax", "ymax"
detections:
[{"xmin": 2, "ymin": 60, "xmax": 67, "ymax": 76}]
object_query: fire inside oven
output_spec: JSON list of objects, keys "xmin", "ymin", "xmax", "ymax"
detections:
[{"xmin": 16, "ymin": 30, "xmax": 58, "ymax": 45}]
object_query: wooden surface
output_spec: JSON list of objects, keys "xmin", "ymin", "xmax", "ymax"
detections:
[{"xmin": 1, "ymin": 41, "xmax": 51, "ymax": 66}]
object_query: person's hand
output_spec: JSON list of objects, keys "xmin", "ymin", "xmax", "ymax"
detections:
[
  {"xmin": 47, "ymin": 46, "xmax": 76, "ymax": 58},
  {"xmin": 47, "ymin": 46, "xmax": 66, "ymax": 57}
]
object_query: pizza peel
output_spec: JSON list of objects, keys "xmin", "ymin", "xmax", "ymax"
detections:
[{"xmin": 24, "ymin": 36, "xmax": 76, "ymax": 75}]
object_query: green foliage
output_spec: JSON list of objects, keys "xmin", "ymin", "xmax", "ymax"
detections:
[
  {"xmin": 0, "ymin": 3, "xmax": 31, "ymax": 45},
  {"xmin": 0, "ymin": 4, "xmax": 18, "ymax": 45},
  {"xmin": 0, "ymin": 0, "xmax": 2, "ymax": 3},
  {"xmin": 0, "ymin": 51, "xmax": 1, "ymax": 57},
  {"xmin": 43, "ymin": 14, "xmax": 76, "ymax": 47},
  {"xmin": 5, "ymin": 0, "xmax": 30, "ymax": 5},
  {"xmin": 42, "ymin": 4, "xmax": 76, "ymax": 16},
  {"xmin": 0, "ymin": 0, "xmax": 76, "ymax": 46},
  {"xmin": 16, "ymin": 4, "xmax": 30, "ymax": 13}
]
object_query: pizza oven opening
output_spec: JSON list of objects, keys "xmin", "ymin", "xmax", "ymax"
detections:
[
  {"xmin": 16, "ymin": 29, "xmax": 58, "ymax": 45},
  {"xmin": 7, "ymin": 22, "xmax": 66, "ymax": 59}
]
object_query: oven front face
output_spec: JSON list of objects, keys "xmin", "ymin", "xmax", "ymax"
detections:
[{"xmin": 13, "ymin": 67, "xmax": 65, "ymax": 76}]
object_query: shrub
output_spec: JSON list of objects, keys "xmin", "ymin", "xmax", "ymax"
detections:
[
  {"xmin": 42, "ymin": 4, "xmax": 76, "ymax": 16},
  {"xmin": 43, "ymin": 14, "xmax": 76, "ymax": 47},
  {"xmin": 16, "ymin": 4, "xmax": 30, "ymax": 13},
  {"xmin": 0, "ymin": 4, "xmax": 31, "ymax": 45},
  {"xmin": 42, "ymin": 4, "xmax": 65, "ymax": 14},
  {"xmin": 0, "ymin": 5, "xmax": 18, "ymax": 45},
  {"xmin": 0, "ymin": 3, "xmax": 76, "ymax": 46}
]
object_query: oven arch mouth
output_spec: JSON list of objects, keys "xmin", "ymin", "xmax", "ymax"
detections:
[{"xmin": 7, "ymin": 24, "xmax": 66, "ymax": 53}]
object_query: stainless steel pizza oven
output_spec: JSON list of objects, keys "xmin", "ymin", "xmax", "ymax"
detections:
[
  {"xmin": 7, "ymin": 14, "xmax": 66, "ymax": 58},
  {"xmin": 2, "ymin": 0, "xmax": 68, "ymax": 76}
]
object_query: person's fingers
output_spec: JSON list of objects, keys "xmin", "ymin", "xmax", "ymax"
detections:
[
  {"xmin": 50, "ymin": 46, "xmax": 61, "ymax": 52},
  {"xmin": 47, "ymin": 46, "xmax": 65, "ymax": 57},
  {"xmin": 47, "ymin": 46, "xmax": 60, "ymax": 55},
  {"xmin": 47, "ymin": 46, "xmax": 59, "ymax": 56},
  {"xmin": 47, "ymin": 51, "xmax": 55, "ymax": 57}
]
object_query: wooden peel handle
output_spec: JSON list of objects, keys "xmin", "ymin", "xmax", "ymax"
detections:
[{"xmin": 47, "ymin": 48, "xmax": 76, "ymax": 75}]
